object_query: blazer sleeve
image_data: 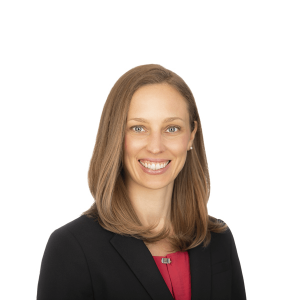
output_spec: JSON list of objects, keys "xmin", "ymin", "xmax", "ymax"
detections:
[
  {"xmin": 228, "ymin": 227, "xmax": 247, "ymax": 300},
  {"xmin": 37, "ymin": 227, "xmax": 94, "ymax": 300}
]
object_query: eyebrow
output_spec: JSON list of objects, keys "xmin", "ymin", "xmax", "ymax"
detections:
[{"xmin": 128, "ymin": 117, "xmax": 184, "ymax": 123}]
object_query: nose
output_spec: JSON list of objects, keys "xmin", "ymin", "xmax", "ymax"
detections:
[{"xmin": 145, "ymin": 131, "xmax": 166, "ymax": 154}]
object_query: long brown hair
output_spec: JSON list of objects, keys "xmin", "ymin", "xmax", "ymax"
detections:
[{"xmin": 82, "ymin": 64, "xmax": 227, "ymax": 251}]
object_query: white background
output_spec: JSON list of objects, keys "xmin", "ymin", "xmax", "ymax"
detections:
[{"xmin": 1, "ymin": 1, "xmax": 299, "ymax": 299}]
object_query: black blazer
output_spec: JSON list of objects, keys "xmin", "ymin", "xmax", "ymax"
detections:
[{"xmin": 37, "ymin": 215, "xmax": 246, "ymax": 300}]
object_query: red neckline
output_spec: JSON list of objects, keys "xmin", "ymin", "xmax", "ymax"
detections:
[{"xmin": 152, "ymin": 250, "xmax": 185, "ymax": 257}]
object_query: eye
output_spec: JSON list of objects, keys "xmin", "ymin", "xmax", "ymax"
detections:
[
  {"xmin": 131, "ymin": 125, "xmax": 181, "ymax": 133},
  {"xmin": 166, "ymin": 126, "xmax": 181, "ymax": 133},
  {"xmin": 131, "ymin": 125, "xmax": 145, "ymax": 133}
]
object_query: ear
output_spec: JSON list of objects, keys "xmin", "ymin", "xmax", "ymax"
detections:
[{"xmin": 188, "ymin": 121, "xmax": 197, "ymax": 150}]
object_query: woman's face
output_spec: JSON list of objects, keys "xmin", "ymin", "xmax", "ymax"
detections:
[{"xmin": 123, "ymin": 83, "xmax": 197, "ymax": 190}]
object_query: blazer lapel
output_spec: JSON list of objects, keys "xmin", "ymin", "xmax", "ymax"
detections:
[
  {"xmin": 110, "ymin": 233, "xmax": 174, "ymax": 300},
  {"xmin": 188, "ymin": 241, "xmax": 211, "ymax": 300}
]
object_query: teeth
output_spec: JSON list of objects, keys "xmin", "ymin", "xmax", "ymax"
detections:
[{"xmin": 139, "ymin": 160, "xmax": 170, "ymax": 170}]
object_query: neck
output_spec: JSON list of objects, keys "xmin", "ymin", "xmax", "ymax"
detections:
[{"xmin": 125, "ymin": 178, "xmax": 174, "ymax": 232}]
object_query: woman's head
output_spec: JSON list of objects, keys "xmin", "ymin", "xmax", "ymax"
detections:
[
  {"xmin": 83, "ymin": 64, "xmax": 227, "ymax": 251},
  {"xmin": 123, "ymin": 82, "xmax": 197, "ymax": 192}
]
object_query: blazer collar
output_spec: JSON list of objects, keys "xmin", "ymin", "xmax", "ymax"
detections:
[
  {"xmin": 188, "ymin": 240, "xmax": 211, "ymax": 299},
  {"xmin": 110, "ymin": 233, "xmax": 211, "ymax": 300}
]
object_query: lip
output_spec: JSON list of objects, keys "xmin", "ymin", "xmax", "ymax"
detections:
[
  {"xmin": 138, "ymin": 158, "xmax": 171, "ymax": 163},
  {"xmin": 138, "ymin": 159, "xmax": 171, "ymax": 175}
]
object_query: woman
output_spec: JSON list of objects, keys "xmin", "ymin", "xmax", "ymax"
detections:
[{"xmin": 37, "ymin": 64, "xmax": 247, "ymax": 300}]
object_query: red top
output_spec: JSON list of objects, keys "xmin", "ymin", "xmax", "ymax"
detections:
[{"xmin": 153, "ymin": 251, "xmax": 191, "ymax": 300}]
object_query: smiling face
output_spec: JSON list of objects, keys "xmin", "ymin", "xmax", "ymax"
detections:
[{"xmin": 123, "ymin": 83, "xmax": 197, "ymax": 190}]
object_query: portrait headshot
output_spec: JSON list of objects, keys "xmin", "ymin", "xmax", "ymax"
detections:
[
  {"xmin": 36, "ymin": 64, "xmax": 246, "ymax": 300},
  {"xmin": 1, "ymin": 2, "xmax": 298, "ymax": 300}
]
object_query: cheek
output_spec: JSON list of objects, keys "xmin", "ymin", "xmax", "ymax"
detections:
[
  {"xmin": 124, "ymin": 135, "xmax": 140, "ymax": 156},
  {"xmin": 171, "ymin": 135, "xmax": 189, "ymax": 153}
]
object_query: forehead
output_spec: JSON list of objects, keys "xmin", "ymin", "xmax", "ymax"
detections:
[{"xmin": 127, "ymin": 84, "xmax": 189, "ymax": 121}]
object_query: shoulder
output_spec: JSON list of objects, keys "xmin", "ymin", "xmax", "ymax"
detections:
[
  {"xmin": 47, "ymin": 215, "xmax": 114, "ymax": 250},
  {"xmin": 210, "ymin": 218, "xmax": 234, "ymax": 242},
  {"xmin": 40, "ymin": 215, "xmax": 116, "ymax": 275},
  {"xmin": 38, "ymin": 216, "xmax": 97, "ymax": 298},
  {"xmin": 209, "ymin": 218, "xmax": 235, "ymax": 263}
]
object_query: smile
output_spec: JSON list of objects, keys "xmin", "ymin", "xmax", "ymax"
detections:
[{"xmin": 138, "ymin": 160, "xmax": 171, "ymax": 170}]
